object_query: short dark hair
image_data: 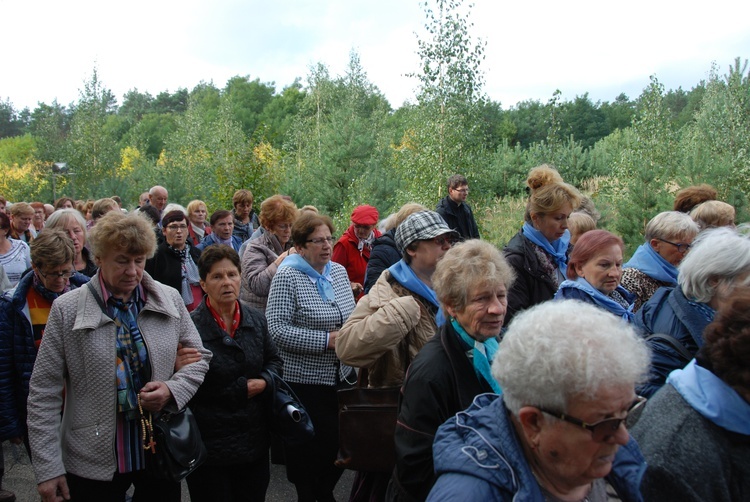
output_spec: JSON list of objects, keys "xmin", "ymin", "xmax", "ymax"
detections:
[
  {"xmin": 210, "ymin": 209, "xmax": 233, "ymax": 227},
  {"xmin": 447, "ymin": 174, "xmax": 468, "ymax": 191},
  {"xmin": 0, "ymin": 211, "xmax": 10, "ymax": 230},
  {"xmin": 138, "ymin": 205, "xmax": 161, "ymax": 225},
  {"xmin": 197, "ymin": 244, "xmax": 241, "ymax": 281},
  {"xmin": 292, "ymin": 212, "xmax": 334, "ymax": 247}
]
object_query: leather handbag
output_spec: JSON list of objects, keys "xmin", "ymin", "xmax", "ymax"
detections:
[
  {"xmin": 335, "ymin": 367, "xmax": 400, "ymax": 473},
  {"xmin": 268, "ymin": 372, "xmax": 315, "ymax": 446},
  {"xmin": 150, "ymin": 407, "xmax": 207, "ymax": 483}
]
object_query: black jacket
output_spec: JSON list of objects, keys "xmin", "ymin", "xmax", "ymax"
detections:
[
  {"xmin": 364, "ymin": 229, "xmax": 401, "ymax": 294},
  {"xmin": 189, "ymin": 300, "xmax": 284, "ymax": 465},
  {"xmin": 503, "ymin": 231, "xmax": 563, "ymax": 327},
  {"xmin": 390, "ymin": 321, "xmax": 493, "ymax": 501},
  {"xmin": 435, "ymin": 196, "xmax": 479, "ymax": 240},
  {"xmin": 144, "ymin": 242, "xmax": 201, "ymax": 293}
]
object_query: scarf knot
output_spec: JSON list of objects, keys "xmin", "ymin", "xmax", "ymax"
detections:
[
  {"xmin": 280, "ymin": 253, "xmax": 335, "ymax": 302},
  {"xmin": 522, "ymin": 223, "xmax": 570, "ymax": 276}
]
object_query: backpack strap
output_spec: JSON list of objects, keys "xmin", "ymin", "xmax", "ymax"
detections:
[{"xmin": 644, "ymin": 333, "xmax": 693, "ymax": 362}]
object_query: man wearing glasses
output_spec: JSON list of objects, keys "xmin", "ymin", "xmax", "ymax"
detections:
[{"xmin": 435, "ymin": 174, "xmax": 480, "ymax": 241}]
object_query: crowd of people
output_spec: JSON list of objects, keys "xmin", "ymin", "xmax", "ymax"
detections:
[{"xmin": 0, "ymin": 168, "xmax": 747, "ymax": 502}]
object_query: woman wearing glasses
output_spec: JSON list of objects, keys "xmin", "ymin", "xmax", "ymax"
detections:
[
  {"xmin": 428, "ymin": 300, "xmax": 650, "ymax": 502},
  {"xmin": 266, "ymin": 212, "xmax": 357, "ymax": 501},
  {"xmin": 145, "ymin": 210, "xmax": 203, "ymax": 312},
  {"xmin": 0, "ymin": 229, "xmax": 89, "ymax": 453},
  {"xmin": 554, "ymin": 230, "xmax": 637, "ymax": 322},
  {"xmin": 240, "ymin": 195, "xmax": 298, "ymax": 313},
  {"xmin": 636, "ymin": 226, "xmax": 750, "ymax": 398},
  {"xmin": 621, "ymin": 211, "xmax": 699, "ymax": 312}
]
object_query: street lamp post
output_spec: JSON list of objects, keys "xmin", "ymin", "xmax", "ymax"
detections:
[{"xmin": 51, "ymin": 162, "xmax": 68, "ymax": 202}]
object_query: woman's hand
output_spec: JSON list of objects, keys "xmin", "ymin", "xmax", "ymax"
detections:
[
  {"xmin": 38, "ymin": 475, "xmax": 70, "ymax": 502},
  {"xmin": 174, "ymin": 343, "xmax": 202, "ymax": 371},
  {"xmin": 246, "ymin": 378, "xmax": 267, "ymax": 398},
  {"xmin": 139, "ymin": 381, "xmax": 174, "ymax": 412},
  {"xmin": 351, "ymin": 282, "xmax": 363, "ymax": 297},
  {"xmin": 327, "ymin": 330, "xmax": 339, "ymax": 349},
  {"xmin": 274, "ymin": 248, "xmax": 297, "ymax": 266}
]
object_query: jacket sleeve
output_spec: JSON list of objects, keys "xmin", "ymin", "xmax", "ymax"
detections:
[
  {"xmin": 0, "ymin": 300, "xmax": 22, "ymax": 440},
  {"xmin": 364, "ymin": 246, "xmax": 399, "ymax": 294},
  {"xmin": 332, "ymin": 241, "xmax": 349, "ymax": 271},
  {"xmin": 266, "ymin": 270, "xmax": 328, "ymax": 355},
  {"xmin": 504, "ymin": 250, "xmax": 531, "ymax": 324},
  {"xmin": 242, "ymin": 244, "xmax": 278, "ymax": 298},
  {"xmin": 162, "ymin": 289, "xmax": 212, "ymax": 410},
  {"xmin": 427, "ymin": 473, "xmax": 507, "ymax": 502},
  {"xmin": 336, "ymin": 293, "xmax": 420, "ymax": 367}
]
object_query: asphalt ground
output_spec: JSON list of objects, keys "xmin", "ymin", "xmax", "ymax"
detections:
[{"xmin": 2, "ymin": 442, "xmax": 355, "ymax": 501}]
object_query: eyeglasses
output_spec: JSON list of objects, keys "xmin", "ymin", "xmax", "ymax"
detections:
[
  {"xmin": 538, "ymin": 396, "xmax": 647, "ymax": 442},
  {"xmin": 452, "ymin": 187, "xmax": 469, "ymax": 194},
  {"xmin": 166, "ymin": 224, "xmax": 188, "ymax": 231},
  {"xmin": 39, "ymin": 269, "xmax": 76, "ymax": 280},
  {"xmin": 307, "ymin": 236, "xmax": 334, "ymax": 245},
  {"xmin": 275, "ymin": 223, "xmax": 292, "ymax": 231},
  {"xmin": 657, "ymin": 238, "xmax": 692, "ymax": 253},
  {"xmin": 431, "ymin": 235, "xmax": 455, "ymax": 247}
]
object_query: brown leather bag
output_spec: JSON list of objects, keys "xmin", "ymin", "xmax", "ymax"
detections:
[{"xmin": 335, "ymin": 367, "xmax": 400, "ymax": 473}]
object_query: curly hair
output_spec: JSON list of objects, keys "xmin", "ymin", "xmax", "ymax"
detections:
[
  {"xmin": 88, "ymin": 211, "xmax": 157, "ymax": 260},
  {"xmin": 259, "ymin": 195, "xmax": 298, "ymax": 230}
]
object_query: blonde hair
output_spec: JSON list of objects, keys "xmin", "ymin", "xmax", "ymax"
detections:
[
  {"xmin": 88, "ymin": 211, "xmax": 157, "ymax": 260},
  {"xmin": 690, "ymin": 200, "xmax": 735, "ymax": 230},
  {"xmin": 525, "ymin": 165, "xmax": 582, "ymax": 222},
  {"xmin": 568, "ymin": 212, "xmax": 596, "ymax": 244}
]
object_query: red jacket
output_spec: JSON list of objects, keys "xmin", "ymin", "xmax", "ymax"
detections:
[{"xmin": 332, "ymin": 225, "xmax": 381, "ymax": 301}]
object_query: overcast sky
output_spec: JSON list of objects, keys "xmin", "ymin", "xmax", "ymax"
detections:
[{"xmin": 2, "ymin": 0, "xmax": 749, "ymax": 112}]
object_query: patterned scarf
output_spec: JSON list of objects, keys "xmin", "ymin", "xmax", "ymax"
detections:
[
  {"xmin": 32, "ymin": 272, "xmax": 72, "ymax": 302},
  {"xmin": 167, "ymin": 244, "xmax": 201, "ymax": 305},
  {"xmin": 451, "ymin": 318, "xmax": 502, "ymax": 394},
  {"xmin": 107, "ymin": 288, "xmax": 150, "ymax": 421},
  {"xmin": 522, "ymin": 222, "xmax": 571, "ymax": 277}
]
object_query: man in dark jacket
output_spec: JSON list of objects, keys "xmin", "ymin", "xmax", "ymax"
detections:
[{"xmin": 435, "ymin": 174, "xmax": 479, "ymax": 240}]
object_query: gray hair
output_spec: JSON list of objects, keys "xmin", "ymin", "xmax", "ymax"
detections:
[
  {"xmin": 162, "ymin": 203, "xmax": 187, "ymax": 218},
  {"xmin": 493, "ymin": 300, "xmax": 650, "ymax": 416},
  {"xmin": 432, "ymin": 240, "xmax": 516, "ymax": 312},
  {"xmin": 645, "ymin": 211, "xmax": 699, "ymax": 241},
  {"xmin": 45, "ymin": 208, "xmax": 87, "ymax": 235},
  {"xmin": 678, "ymin": 225, "xmax": 750, "ymax": 303}
]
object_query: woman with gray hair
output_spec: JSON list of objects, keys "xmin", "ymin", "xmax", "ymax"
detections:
[
  {"xmin": 387, "ymin": 240, "xmax": 515, "ymax": 501},
  {"xmin": 635, "ymin": 225, "xmax": 750, "ymax": 398},
  {"xmin": 26, "ymin": 211, "xmax": 211, "ymax": 501},
  {"xmin": 621, "ymin": 211, "xmax": 699, "ymax": 312},
  {"xmin": 428, "ymin": 300, "xmax": 650, "ymax": 501},
  {"xmin": 45, "ymin": 208, "xmax": 98, "ymax": 278}
]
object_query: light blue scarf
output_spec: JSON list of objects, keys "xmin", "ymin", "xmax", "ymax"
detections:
[
  {"xmin": 624, "ymin": 242, "xmax": 678, "ymax": 284},
  {"xmin": 451, "ymin": 318, "xmax": 502, "ymax": 394},
  {"xmin": 279, "ymin": 253, "xmax": 335, "ymax": 302},
  {"xmin": 669, "ymin": 360, "xmax": 750, "ymax": 435},
  {"xmin": 388, "ymin": 259, "xmax": 445, "ymax": 326},
  {"xmin": 522, "ymin": 222, "xmax": 571, "ymax": 277},
  {"xmin": 556, "ymin": 278, "xmax": 635, "ymax": 322}
]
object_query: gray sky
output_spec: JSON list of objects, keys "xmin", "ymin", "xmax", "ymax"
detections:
[{"xmin": 2, "ymin": 0, "xmax": 749, "ymax": 111}]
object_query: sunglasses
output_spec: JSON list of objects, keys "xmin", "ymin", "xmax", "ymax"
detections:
[{"xmin": 538, "ymin": 396, "xmax": 647, "ymax": 442}]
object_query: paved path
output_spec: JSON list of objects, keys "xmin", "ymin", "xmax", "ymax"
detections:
[{"xmin": 3, "ymin": 442, "xmax": 355, "ymax": 501}]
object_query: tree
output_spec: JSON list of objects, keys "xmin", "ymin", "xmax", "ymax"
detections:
[
  {"xmin": 224, "ymin": 76, "xmax": 275, "ymax": 137},
  {"xmin": 0, "ymin": 98, "xmax": 26, "ymax": 139}
]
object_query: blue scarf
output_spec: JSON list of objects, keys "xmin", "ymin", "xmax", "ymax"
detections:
[
  {"xmin": 556, "ymin": 278, "xmax": 635, "ymax": 322},
  {"xmin": 451, "ymin": 318, "xmax": 502, "ymax": 394},
  {"xmin": 280, "ymin": 253, "xmax": 335, "ymax": 302},
  {"xmin": 522, "ymin": 222, "xmax": 570, "ymax": 276},
  {"xmin": 624, "ymin": 243, "xmax": 678, "ymax": 284},
  {"xmin": 388, "ymin": 259, "xmax": 445, "ymax": 326},
  {"xmin": 669, "ymin": 360, "xmax": 750, "ymax": 435}
]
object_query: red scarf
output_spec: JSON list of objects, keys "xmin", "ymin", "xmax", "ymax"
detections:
[{"xmin": 206, "ymin": 297, "xmax": 240, "ymax": 338}]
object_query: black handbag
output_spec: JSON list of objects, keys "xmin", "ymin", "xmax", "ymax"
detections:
[
  {"xmin": 149, "ymin": 407, "xmax": 207, "ymax": 482},
  {"xmin": 268, "ymin": 372, "xmax": 315, "ymax": 446}
]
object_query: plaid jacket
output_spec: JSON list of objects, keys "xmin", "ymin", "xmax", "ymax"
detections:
[{"xmin": 266, "ymin": 263, "xmax": 355, "ymax": 386}]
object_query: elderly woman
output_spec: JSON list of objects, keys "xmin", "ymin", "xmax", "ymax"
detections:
[
  {"xmin": 0, "ymin": 211, "xmax": 30, "ymax": 287},
  {"xmin": 266, "ymin": 212, "xmax": 357, "ymax": 501},
  {"xmin": 26, "ymin": 210, "xmax": 211, "ymax": 502},
  {"xmin": 632, "ymin": 289, "xmax": 750, "ymax": 501},
  {"xmin": 186, "ymin": 245, "xmax": 283, "ymax": 501},
  {"xmin": 45, "ymin": 208, "xmax": 98, "ymax": 278},
  {"xmin": 555, "ymin": 230, "xmax": 636, "ymax": 321},
  {"xmin": 635, "ymin": 225, "xmax": 750, "ymax": 398},
  {"xmin": 337, "ymin": 210, "xmax": 456, "ymax": 500},
  {"xmin": 504, "ymin": 165, "xmax": 582, "ymax": 325},
  {"xmin": 145, "ymin": 210, "xmax": 202, "ymax": 312},
  {"xmin": 388, "ymin": 240, "xmax": 515, "ymax": 501},
  {"xmin": 333, "ymin": 205, "xmax": 382, "ymax": 300},
  {"xmin": 198, "ymin": 210, "xmax": 242, "ymax": 252},
  {"xmin": 0, "ymin": 230, "xmax": 89, "ymax": 450},
  {"xmin": 9, "ymin": 202, "xmax": 35, "ymax": 243},
  {"xmin": 428, "ymin": 300, "xmax": 650, "ymax": 501},
  {"xmin": 186, "ymin": 199, "xmax": 212, "ymax": 246},
  {"xmin": 621, "ymin": 211, "xmax": 700, "ymax": 312},
  {"xmin": 239, "ymin": 195, "xmax": 298, "ymax": 312}
]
